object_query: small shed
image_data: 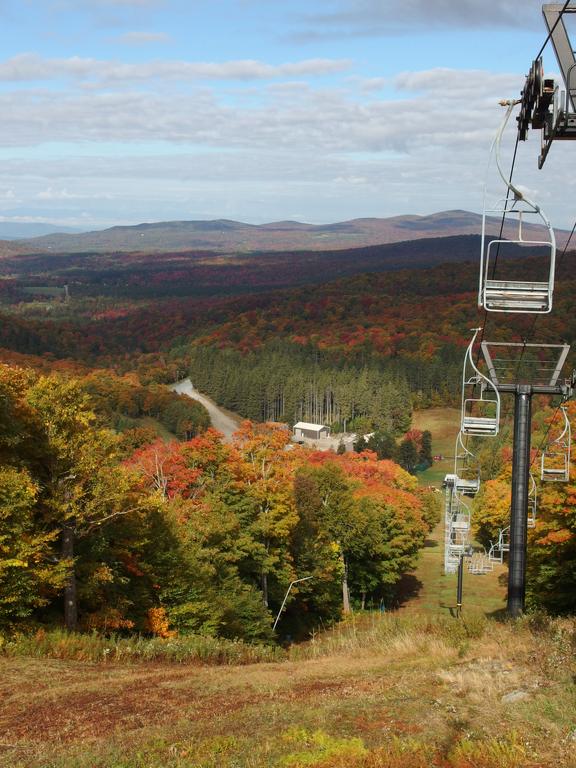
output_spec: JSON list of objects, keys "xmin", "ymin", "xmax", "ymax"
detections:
[{"xmin": 293, "ymin": 422, "xmax": 330, "ymax": 440}]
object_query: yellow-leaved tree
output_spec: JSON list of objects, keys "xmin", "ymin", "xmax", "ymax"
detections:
[{"xmin": 25, "ymin": 375, "xmax": 148, "ymax": 630}]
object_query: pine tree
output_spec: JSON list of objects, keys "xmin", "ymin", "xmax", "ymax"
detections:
[
  {"xmin": 418, "ymin": 430, "xmax": 433, "ymax": 469},
  {"xmin": 397, "ymin": 438, "xmax": 418, "ymax": 474}
]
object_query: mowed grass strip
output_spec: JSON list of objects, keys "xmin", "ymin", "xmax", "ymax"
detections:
[
  {"xmin": 396, "ymin": 518, "xmax": 507, "ymax": 617},
  {"xmin": 406, "ymin": 407, "xmax": 507, "ymax": 617},
  {"xmin": 1, "ymin": 615, "xmax": 575, "ymax": 767},
  {"xmin": 412, "ymin": 407, "xmax": 461, "ymax": 489}
]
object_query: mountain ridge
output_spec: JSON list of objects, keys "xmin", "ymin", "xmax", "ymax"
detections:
[{"xmin": 10, "ymin": 209, "xmax": 572, "ymax": 255}]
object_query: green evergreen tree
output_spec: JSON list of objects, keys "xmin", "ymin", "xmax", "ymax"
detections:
[
  {"xmin": 366, "ymin": 430, "xmax": 397, "ymax": 460},
  {"xmin": 397, "ymin": 438, "xmax": 418, "ymax": 474},
  {"xmin": 418, "ymin": 430, "xmax": 433, "ymax": 469}
]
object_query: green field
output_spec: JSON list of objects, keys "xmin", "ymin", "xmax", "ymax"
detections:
[
  {"xmin": 397, "ymin": 518, "xmax": 507, "ymax": 618},
  {"xmin": 405, "ymin": 408, "xmax": 507, "ymax": 617},
  {"xmin": 412, "ymin": 407, "xmax": 460, "ymax": 488}
]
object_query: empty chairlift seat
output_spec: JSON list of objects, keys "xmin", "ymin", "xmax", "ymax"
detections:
[
  {"xmin": 479, "ymin": 101, "xmax": 556, "ymax": 315},
  {"xmin": 541, "ymin": 405, "xmax": 571, "ymax": 482},
  {"xmin": 468, "ymin": 550, "xmax": 494, "ymax": 575},
  {"xmin": 462, "ymin": 396, "xmax": 500, "ymax": 436},
  {"xmin": 527, "ymin": 473, "xmax": 537, "ymax": 528},
  {"xmin": 541, "ymin": 451, "xmax": 570, "ymax": 481},
  {"xmin": 460, "ymin": 330, "xmax": 500, "ymax": 437},
  {"xmin": 480, "ymin": 222, "xmax": 555, "ymax": 314},
  {"xmin": 455, "ymin": 474, "xmax": 481, "ymax": 496},
  {"xmin": 443, "ymin": 479, "xmax": 471, "ymax": 574},
  {"xmin": 453, "ymin": 432, "xmax": 481, "ymax": 496}
]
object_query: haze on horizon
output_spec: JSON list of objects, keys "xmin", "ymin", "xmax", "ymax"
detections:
[{"xmin": 2, "ymin": 0, "xmax": 576, "ymax": 230}]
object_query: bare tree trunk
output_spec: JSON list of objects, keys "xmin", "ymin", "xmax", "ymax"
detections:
[
  {"xmin": 62, "ymin": 524, "xmax": 77, "ymax": 631},
  {"xmin": 261, "ymin": 570, "xmax": 268, "ymax": 608},
  {"xmin": 342, "ymin": 556, "xmax": 351, "ymax": 614}
]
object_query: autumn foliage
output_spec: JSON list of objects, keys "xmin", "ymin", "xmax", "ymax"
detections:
[{"xmin": 0, "ymin": 363, "xmax": 438, "ymax": 639}]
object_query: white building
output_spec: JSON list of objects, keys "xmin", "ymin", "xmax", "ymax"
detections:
[{"xmin": 292, "ymin": 422, "xmax": 330, "ymax": 441}]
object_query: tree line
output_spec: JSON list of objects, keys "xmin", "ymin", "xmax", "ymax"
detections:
[{"xmin": 180, "ymin": 342, "xmax": 416, "ymax": 434}]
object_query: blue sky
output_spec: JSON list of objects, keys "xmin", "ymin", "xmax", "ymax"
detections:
[{"xmin": 1, "ymin": 0, "xmax": 576, "ymax": 229}]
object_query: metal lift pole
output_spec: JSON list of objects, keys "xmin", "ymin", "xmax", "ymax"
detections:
[
  {"xmin": 496, "ymin": 380, "xmax": 569, "ymax": 617},
  {"xmin": 508, "ymin": 385, "xmax": 533, "ymax": 617},
  {"xmin": 482, "ymin": 340, "xmax": 572, "ymax": 618},
  {"xmin": 456, "ymin": 553, "xmax": 464, "ymax": 616}
]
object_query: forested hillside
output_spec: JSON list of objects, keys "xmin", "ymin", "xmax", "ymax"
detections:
[
  {"xmin": 183, "ymin": 344, "xmax": 414, "ymax": 431},
  {"xmin": 2, "ymin": 243, "xmax": 574, "ymax": 423},
  {"xmin": 0, "ymin": 363, "xmax": 438, "ymax": 638},
  {"xmin": 0, "ymin": 233, "xmax": 575, "ymax": 634}
]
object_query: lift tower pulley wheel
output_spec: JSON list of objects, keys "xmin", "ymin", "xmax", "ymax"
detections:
[{"xmin": 518, "ymin": 4, "xmax": 576, "ymax": 166}]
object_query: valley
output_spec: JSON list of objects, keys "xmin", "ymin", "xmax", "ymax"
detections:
[
  {"xmin": 0, "ymin": 214, "xmax": 574, "ymax": 768},
  {"xmin": 4, "ymin": 1, "xmax": 576, "ymax": 765}
]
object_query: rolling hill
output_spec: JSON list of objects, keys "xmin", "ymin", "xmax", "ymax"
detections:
[{"xmin": 13, "ymin": 209, "xmax": 572, "ymax": 254}]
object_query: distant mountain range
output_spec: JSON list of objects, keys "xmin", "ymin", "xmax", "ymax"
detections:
[
  {"xmin": 0, "ymin": 223, "xmax": 84, "ymax": 240},
  {"xmin": 3, "ymin": 210, "xmax": 571, "ymax": 255}
]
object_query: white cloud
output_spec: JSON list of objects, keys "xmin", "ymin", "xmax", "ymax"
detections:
[
  {"xmin": 394, "ymin": 68, "xmax": 523, "ymax": 98},
  {"xmin": 0, "ymin": 53, "xmax": 351, "ymax": 83},
  {"xmin": 354, "ymin": 77, "xmax": 387, "ymax": 93},
  {"xmin": 1, "ymin": 66, "xmax": 575, "ymax": 227},
  {"xmin": 0, "ymin": 68, "xmax": 523, "ymax": 152},
  {"xmin": 35, "ymin": 186, "xmax": 113, "ymax": 200},
  {"xmin": 294, "ymin": 0, "xmax": 544, "ymax": 38},
  {"xmin": 114, "ymin": 31, "xmax": 171, "ymax": 44}
]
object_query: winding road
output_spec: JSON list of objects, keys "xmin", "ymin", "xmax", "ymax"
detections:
[{"xmin": 170, "ymin": 378, "xmax": 241, "ymax": 442}]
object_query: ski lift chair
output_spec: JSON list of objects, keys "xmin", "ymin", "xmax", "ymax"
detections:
[
  {"xmin": 541, "ymin": 405, "xmax": 571, "ymax": 482},
  {"xmin": 480, "ymin": 218, "xmax": 555, "ymax": 314},
  {"xmin": 462, "ymin": 396, "xmax": 500, "ymax": 436},
  {"xmin": 460, "ymin": 330, "xmax": 501, "ymax": 437},
  {"xmin": 479, "ymin": 101, "xmax": 556, "ymax": 314},
  {"xmin": 444, "ymin": 490, "xmax": 471, "ymax": 574},
  {"xmin": 498, "ymin": 526, "xmax": 510, "ymax": 553},
  {"xmin": 527, "ymin": 473, "xmax": 537, "ymax": 528},
  {"xmin": 454, "ymin": 432, "xmax": 481, "ymax": 496}
]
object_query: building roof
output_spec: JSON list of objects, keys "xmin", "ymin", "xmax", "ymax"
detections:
[{"xmin": 293, "ymin": 422, "xmax": 328, "ymax": 431}]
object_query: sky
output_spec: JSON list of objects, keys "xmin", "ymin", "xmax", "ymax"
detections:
[{"xmin": 2, "ymin": 0, "xmax": 576, "ymax": 230}]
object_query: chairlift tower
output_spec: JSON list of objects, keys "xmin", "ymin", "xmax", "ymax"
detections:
[
  {"xmin": 478, "ymin": 342, "xmax": 573, "ymax": 616},
  {"xmin": 447, "ymin": 3, "xmax": 576, "ymax": 616},
  {"xmin": 461, "ymin": 1, "xmax": 576, "ymax": 616}
]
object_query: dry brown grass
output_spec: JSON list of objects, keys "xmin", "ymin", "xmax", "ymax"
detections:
[{"xmin": 0, "ymin": 614, "xmax": 574, "ymax": 767}]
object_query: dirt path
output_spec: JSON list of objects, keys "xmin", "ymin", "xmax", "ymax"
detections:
[{"xmin": 170, "ymin": 378, "xmax": 241, "ymax": 442}]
